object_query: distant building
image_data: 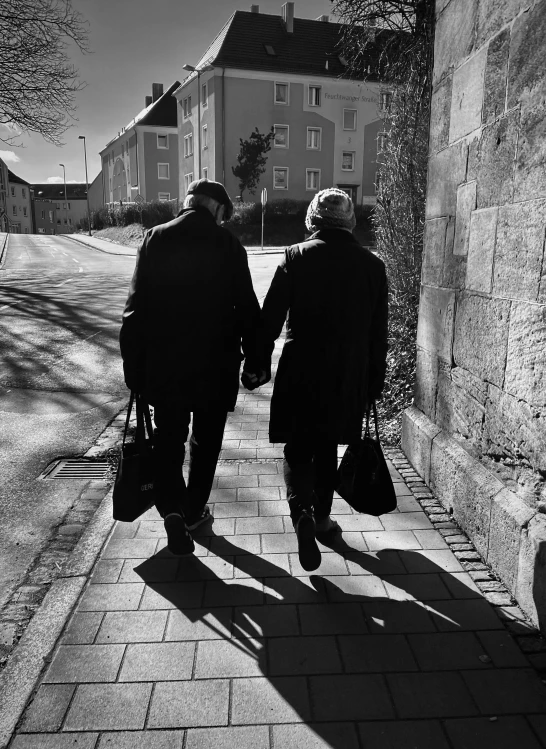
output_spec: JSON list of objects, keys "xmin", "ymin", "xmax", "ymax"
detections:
[
  {"xmin": 7, "ymin": 170, "xmax": 32, "ymax": 233},
  {"xmin": 32, "ymin": 198, "xmax": 57, "ymax": 235},
  {"xmin": 87, "ymin": 172, "xmax": 103, "ymax": 214},
  {"xmin": 31, "ymin": 183, "xmax": 89, "ymax": 233},
  {"xmin": 0, "ymin": 158, "xmax": 8, "ymax": 232},
  {"xmin": 175, "ymin": 3, "xmax": 390, "ymax": 205},
  {"xmin": 100, "ymin": 81, "xmax": 180, "ymax": 206}
]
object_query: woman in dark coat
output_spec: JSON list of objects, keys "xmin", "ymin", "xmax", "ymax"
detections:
[{"xmin": 259, "ymin": 188, "xmax": 388, "ymax": 571}]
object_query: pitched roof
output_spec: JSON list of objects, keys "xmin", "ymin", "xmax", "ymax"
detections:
[
  {"xmin": 31, "ymin": 183, "xmax": 88, "ymax": 200},
  {"xmin": 191, "ymin": 11, "xmax": 384, "ymax": 80},
  {"xmin": 8, "ymin": 169, "xmax": 30, "ymax": 186}
]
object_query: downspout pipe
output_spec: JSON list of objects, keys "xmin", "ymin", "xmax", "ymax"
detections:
[{"xmin": 222, "ymin": 67, "xmax": 226, "ymax": 184}]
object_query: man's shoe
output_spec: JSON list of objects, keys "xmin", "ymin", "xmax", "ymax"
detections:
[
  {"xmin": 294, "ymin": 510, "xmax": 321, "ymax": 572},
  {"xmin": 164, "ymin": 513, "xmax": 195, "ymax": 556},
  {"xmin": 315, "ymin": 516, "xmax": 341, "ymax": 542},
  {"xmin": 186, "ymin": 506, "xmax": 212, "ymax": 532}
]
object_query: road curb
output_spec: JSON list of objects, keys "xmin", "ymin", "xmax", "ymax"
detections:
[
  {"xmin": 0, "ymin": 489, "xmax": 116, "ymax": 749},
  {"xmin": 0, "ymin": 233, "xmax": 9, "ymax": 268},
  {"xmin": 63, "ymin": 233, "xmax": 136, "ymax": 257}
]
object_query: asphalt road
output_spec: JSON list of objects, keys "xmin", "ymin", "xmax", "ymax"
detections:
[{"xmin": 0, "ymin": 233, "xmax": 280, "ymax": 610}]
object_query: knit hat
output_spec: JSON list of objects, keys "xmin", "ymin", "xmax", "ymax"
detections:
[
  {"xmin": 305, "ymin": 188, "xmax": 356, "ymax": 233},
  {"xmin": 186, "ymin": 178, "xmax": 234, "ymax": 220}
]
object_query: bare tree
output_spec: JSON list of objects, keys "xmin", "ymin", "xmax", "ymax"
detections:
[
  {"xmin": 332, "ymin": 0, "xmax": 435, "ymax": 443},
  {"xmin": 0, "ymin": 0, "xmax": 89, "ymax": 146}
]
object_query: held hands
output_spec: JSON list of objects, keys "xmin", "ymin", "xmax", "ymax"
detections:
[{"xmin": 241, "ymin": 368, "xmax": 269, "ymax": 391}]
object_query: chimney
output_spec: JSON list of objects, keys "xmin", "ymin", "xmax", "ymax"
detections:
[
  {"xmin": 250, "ymin": 4, "xmax": 259, "ymax": 11},
  {"xmin": 151, "ymin": 83, "xmax": 163, "ymax": 102},
  {"xmin": 316, "ymin": 14, "xmax": 329, "ymax": 22},
  {"xmin": 145, "ymin": 95, "xmax": 152, "ymax": 107},
  {"xmin": 281, "ymin": 2, "xmax": 294, "ymax": 33}
]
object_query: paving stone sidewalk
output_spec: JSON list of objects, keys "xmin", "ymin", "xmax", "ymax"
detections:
[{"xmin": 9, "ymin": 371, "xmax": 546, "ymax": 748}]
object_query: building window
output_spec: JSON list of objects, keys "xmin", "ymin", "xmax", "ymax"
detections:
[
  {"xmin": 273, "ymin": 125, "xmax": 289, "ymax": 148},
  {"xmin": 12, "ymin": 205, "xmax": 16, "ymax": 215},
  {"xmin": 158, "ymin": 163, "xmax": 170, "ymax": 179},
  {"xmin": 68, "ymin": 218, "xmax": 72, "ymax": 225},
  {"xmin": 342, "ymin": 151, "xmax": 355, "ymax": 171},
  {"xmin": 57, "ymin": 219, "xmax": 61, "ymax": 224},
  {"xmin": 157, "ymin": 134, "xmax": 168, "ymax": 149},
  {"xmin": 22, "ymin": 188, "xmax": 26, "ymax": 198},
  {"xmin": 202, "ymin": 82, "xmax": 208, "ymax": 108},
  {"xmin": 306, "ymin": 169, "xmax": 321, "ymax": 191},
  {"xmin": 41, "ymin": 210, "xmax": 45, "ymax": 219},
  {"xmin": 68, "ymin": 202, "xmax": 71, "ymax": 209},
  {"xmin": 56, "ymin": 203, "xmax": 60, "ymax": 209},
  {"xmin": 375, "ymin": 171, "xmax": 381, "ymax": 193},
  {"xmin": 184, "ymin": 173, "xmax": 193, "ymax": 193},
  {"xmin": 23, "ymin": 207, "xmax": 27, "ymax": 216},
  {"xmin": 158, "ymin": 192, "xmax": 171, "ymax": 201},
  {"xmin": 202, "ymin": 125, "xmax": 208, "ymax": 149},
  {"xmin": 377, "ymin": 132, "xmax": 388, "ymax": 153},
  {"xmin": 183, "ymin": 96, "xmax": 192, "ymax": 118},
  {"xmin": 203, "ymin": 167, "xmax": 208, "ymax": 179},
  {"xmin": 308, "ymin": 85, "xmax": 321, "ymax": 106},
  {"xmin": 274, "ymin": 82, "xmax": 289, "ymax": 105},
  {"xmin": 38, "ymin": 228, "xmax": 45, "ymax": 234},
  {"xmin": 307, "ymin": 127, "xmax": 321, "ymax": 150},
  {"xmin": 10, "ymin": 186, "xmax": 15, "ymax": 196},
  {"xmin": 379, "ymin": 91, "xmax": 393, "ymax": 111},
  {"xmin": 273, "ymin": 167, "xmax": 289, "ymax": 190},
  {"xmin": 49, "ymin": 211, "xmax": 54, "ymax": 222},
  {"xmin": 184, "ymin": 133, "xmax": 193, "ymax": 157},
  {"xmin": 343, "ymin": 109, "xmax": 357, "ymax": 130}
]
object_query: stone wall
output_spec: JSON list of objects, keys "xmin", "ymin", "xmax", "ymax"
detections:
[{"xmin": 402, "ymin": 0, "xmax": 546, "ymax": 630}]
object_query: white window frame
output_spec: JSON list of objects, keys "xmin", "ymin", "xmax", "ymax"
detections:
[
  {"xmin": 343, "ymin": 108, "xmax": 357, "ymax": 131},
  {"xmin": 306, "ymin": 127, "xmax": 322, "ymax": 150},
  {"xmin": 202, "ymin": 167, "xmax": 208, "ymax": 179},
  {"xmin": 184, "ymin": 133, "xmax": 193, "ymax": 157},
  {"xmin": 183, "ymin": 96, "xmax": 191, "ymax": 119},
  {"xmin": 158, "ymin": 192, "xmax": 171, "ymax": 201},
  {"xmin": 12, "ymin": 205, "xmax": 16, "ymax": 216},
  {"xmin": 379, "ymin": 90, "xmax": 393, "ymax": 112},
  {"xmin": 306, "ymin": 168, "xmax": 321, "ymax": 191},
  {"xmin": 273, "ymin": 124, "xmax": 289, "ymax": 148},
  {"xmin": 377, "ymin": 131, "xmax": 388, "ymax": 154},
  {"xmin": 374, "ymin": 171, "xmax": 381, "ymax": 193},
  {"xmin": 158, "ymin": 163, "xmax": 170, "ymax": 180},
  {"xmin": 201, "ymin": 81, "xmax": 208, "ymax": 109},
  {"xmin": 22, "ymin": 188, "xmax": 26, "ymax": 198},
  {"xmin": 23, "ymin": 206, "xmax": 27, "ymax": 216},
  {"xmin": 184, "ymin": 173, "xmax": 194, "ymax": 193},
  {"xmin": 308, "ymin": 85, "xmax": 322, "ymax": 107},
  {"xmin": 342, "ymin": 151, "xmax": 356, "ymax": 171},
  {"xmin": 273, "ymin": 166, "xmax": 289, "ymax": 190},
  {"xmin": 274, "ymin": 81, "xmax": 289, "ymax": 105},
  {"xmin": 157, "ymin": 133, "xmax": 169, "ymax": 149},
  {"xmin": 10, "ymin": 186, "xmax": 15, "ymax": 196},
  {"xmin": 202, "ymin": 124, "xmax": 208, "ymax": 149}
]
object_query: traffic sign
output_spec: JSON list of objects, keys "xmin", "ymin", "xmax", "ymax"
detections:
[{"xmin": 261, "ymin": 187, "xmax": 267, "ymax": 206}]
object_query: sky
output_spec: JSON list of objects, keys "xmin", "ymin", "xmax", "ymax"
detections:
[{"xmin": 1, "ymin": 0, "xmax": 334, "ymax": 186}]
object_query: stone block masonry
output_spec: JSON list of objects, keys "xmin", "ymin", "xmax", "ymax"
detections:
[{"xmin": 403, "ymin": 0, "xmax": 546, "ymax": 632}]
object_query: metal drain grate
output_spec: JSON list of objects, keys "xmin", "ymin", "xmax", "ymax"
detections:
[{"xmin": 42, "ymin": 459, "xmax": 110, "ymax": 480}]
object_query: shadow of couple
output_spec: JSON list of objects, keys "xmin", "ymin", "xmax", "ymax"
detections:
[{"xmin": 132, "ymin": 528, "xmax": 484, "ymax": 747}]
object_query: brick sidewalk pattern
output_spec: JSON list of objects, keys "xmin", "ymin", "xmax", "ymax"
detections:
[{"xmin": 11, "ymin": 363, "xmax": 546, "ymax": 748}]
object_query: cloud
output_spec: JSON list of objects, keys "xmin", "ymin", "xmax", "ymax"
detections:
[
  {"xmin": 0, "ymin": 150, "xmax": 21, "ymax": 164},
  {"xmin": 46, "ymin": 177, "xmax": 80, "ymax": 184}
]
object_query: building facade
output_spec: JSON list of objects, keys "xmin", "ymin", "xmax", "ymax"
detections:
[
  {"xmin": 7, "ymin": 171, "xmax": 32, "ymax": 233},
  {"xmin": 87, "ymin": 172, "xmax": 103, "ymax": 214},
  {"xmin": 31, "ymin": 184, "xmax": 89, "ymax": 233},
  {"xmin": 100, "ymin": 82, "xmax": 180, "ymax": 206},
  {"xmin": 175, "ymin": 3, "xmax": 389, "ymax": 205},
  {"xmin": 0, "ymin": 158, "xmax": 8, "ymax": 232}
]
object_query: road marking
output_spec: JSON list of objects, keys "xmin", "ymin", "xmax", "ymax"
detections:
[
  {"xmin": 78, "ymin": 267, "xmax": 83, "ymax": 273},
  {"xmin": 54, "ymin": 278, "xmax": 75, "ymax": 287},
  {"xmin": 72, "ymin": 258, "xmax": 79, "ymax": 263},
  {"xmin": 0, "ymin": 302, "xmax": 18, "ymax": 311}
]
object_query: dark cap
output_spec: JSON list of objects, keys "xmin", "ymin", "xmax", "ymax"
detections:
[{"xmin": 187, "ymin": 178, "xmax": 234, "ymax": 220}]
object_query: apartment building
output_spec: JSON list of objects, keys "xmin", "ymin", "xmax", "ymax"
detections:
[
  {"xmin": 0, "ymin": 158, "xmax": 8, "ymax": 232},
  {"xmin": 100, "ymin": 82, "xmax": 180, "ymax": 205},
  {"xmin": 31, "ymin": 183, "xmax": 88, "ymax": 233},
  {"xmin": 175, "ymin": 3, "xmax": 389, "ymax": 205},
  {"xmin": 7, "ymin": 170, "xmax": 32, "ymax": 233}
]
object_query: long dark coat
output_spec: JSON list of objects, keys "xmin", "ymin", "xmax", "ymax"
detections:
[
  {"xmin": 120, "ymin": 207, "xmax": 261, "ymax": 410},
  {"xmin": 261, "ymin": 228, "xmax": 388, "ymax": 445}
]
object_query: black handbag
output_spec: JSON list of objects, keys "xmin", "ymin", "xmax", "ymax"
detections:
[
  {"xmin": 112, "ymin": 392, "xmax": 156, "ymax": 522},
  {"xmin": 336, "ymin": 402, "xmax": 397, "ymax": 516}
]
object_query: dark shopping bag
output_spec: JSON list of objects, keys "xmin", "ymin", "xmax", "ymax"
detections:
[
  {"xmin": 336, "ymin": 402, "xmax": 397, "ymax": 516},
  {"xmin": 112, "ymin": 392, "xmax": 156, "ymax": 522}
]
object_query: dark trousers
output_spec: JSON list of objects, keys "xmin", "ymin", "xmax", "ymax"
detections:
[
  {"xmin": 153, "ymin": 402, "xmax": 228, "ymax": 520},
  {"xmin": 283, "ymin": 439, "xmax": 338, "ymax": 523}
]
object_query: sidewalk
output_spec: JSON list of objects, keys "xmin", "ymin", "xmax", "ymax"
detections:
[
  {"xmin": 65, "ymin": 233, "xmax": 284, "ymax": 256},
  {"xmin": 8, "ymin": 371, "xmax": 546, "ymax": 748}
]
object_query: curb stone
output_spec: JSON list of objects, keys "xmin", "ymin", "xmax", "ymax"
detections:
[{"xmin": 0, "ymin": 232, "xmax": 9, "ymax": 268}]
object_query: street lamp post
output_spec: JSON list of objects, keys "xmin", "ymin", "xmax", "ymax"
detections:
[
  {"xmin": 182, "ymin": 63, "xmax": 214, "ymax": 179},
  {"xmin": 78, "ymin": 136, "xmax": 92, "ymax": 236},
  {"xmin": 59, "ymin": 163, "xmax": 68, "ymax": 233}
]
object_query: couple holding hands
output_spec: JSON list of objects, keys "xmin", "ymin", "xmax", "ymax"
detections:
[{"xmin": 120, "ymin": 178, "xmax": 388, "ymax": 572}]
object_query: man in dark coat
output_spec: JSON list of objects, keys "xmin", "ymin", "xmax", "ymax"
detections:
[
  {"xmin": 120, "ymin": 179, "xmax": 262, "ymax": 556},
  {"xmin": 259, "ymin": 188, "xmax": 388, "ymax": 571}
]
